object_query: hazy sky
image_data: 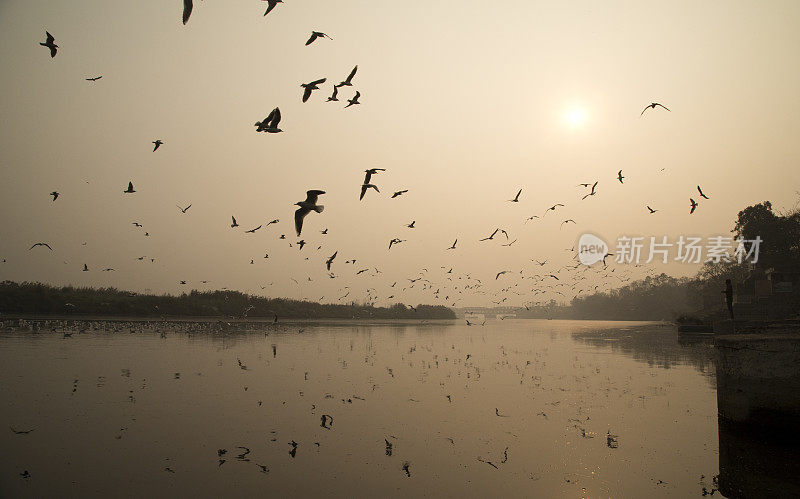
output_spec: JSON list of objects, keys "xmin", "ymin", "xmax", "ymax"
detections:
[{"xmin": 1, "ymin": 1, "xmax": 799, "ymax": 307}]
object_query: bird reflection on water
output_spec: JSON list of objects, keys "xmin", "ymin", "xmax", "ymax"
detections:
[{"xmin": 0, "ymin": 319, "xmax": 735, "ymax": 496}]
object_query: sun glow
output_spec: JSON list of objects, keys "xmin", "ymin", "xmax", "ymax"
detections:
[{"xmin": 566, "ymin": 108, "xmax": 585, "ymax": 127}]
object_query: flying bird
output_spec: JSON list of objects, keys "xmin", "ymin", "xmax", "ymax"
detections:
[
  {"xmin": 508, "ymin": 189, "xmax": 522, "ymax": 202},
  {"xmin": 255, "ymin": 107, "xmax": 282, "ymax": 133},
  {"xmin": 50, "ymin": 191, "xmax": 59, "ymax": 201},
  {"xmin": 267, "ymin": 219, "xmax": 279, "ymax": 226},
  {"xmin": 326, "ymin": 251, "xmax": 337, "ymax": 271},
  {"xmin": 82, "ymin": 264, "xmax": 88, "ymax": 271},
  {"xmin": 479, "ymin": 229, "xmax": 499, "ymax": 241},
  {"xmin": 336, "ymin": 66, "xmax": 358, "ymax": 87},
  {"xmin": 230, "ymin": 216, "xmax": 239, "ymax": 228},
  {"xmin": 326, "ymin": 86, "xmax": 339, "ymax": 102},
  {"xmin": 263, "ymin": 0, "xmax": 283, "ymax": 16},
  {"xmin": 301, "ymin": 78, "xmax": 326, "ymax": 103},
  {"xmin": 581, "ymin": 182, "xmax": 598, "ymax": 200},
  {"xmin": 177, "ymin": 204, "xmax": 191, "ymax": 213},
  {"xmin": 391, "ymin": 190, "xmax": 408, "ymax": 198},
  {"xmin": 388, "ymin": 238, "xmax": 404, "ymax": 250},
  {"xmin": 85, "ymin": 76, "xmax": 102, "ymax": 82},
  {"xmin": 245, "ymin": 225, "xmax": 262, "ymax": 233},
  {"xmin": 360, "ymin": 183, "xmax": 379, "ymax": 200},
  {"xmin": 306, "ymin": 31, "xmax": 332, "ymax": 45},
  {"xmin": 617, "ymin": 170, "xmax": 625, "ymax": 183},
  {"xmin": 182, "ymin": 0, "xmax": 193, "ymax": 24},
  {"xmin": 448, "ymin": 239, "xmax": 457, "ymax": 250},
  {"xmin": 561, "ymin": 219, "xmax": 576, "ymax": 228},
  {"xmin": 363, "ymin": 168, "xmax": 385, "ymax": 184},
  {"xmin": 697, "ymin": 186, "xmax": 710, "ymax": 199},
  {"xmin": 690, "ymin": 198, "xmax": 698, "ymax": 214},
  {"xmin": 124, "ymin": 181, "xmax": 135, "ymax": 193},
  {"xmin": 40, "ymin": 31, "xmax": 57, "ymax": 57},
  {"xmin": 647, "ymin": 205, "xmax": 658, "ymax": 214},
  {"xmin": 152, "ymin": 140, "xmax": 163, "ymax": 151},
  {"xmin": 406, "ymin": 221, "xmax": 416, "ymax": 228},
  {"xmin": 544, "ymin": 204, "xmax": 564, "ymax": 215},
  {"xmin": 295, "ymin": 190, "xmax": 325, "ymax": 236},
  {"xmin": 640, "ymin": 102, "xmax": 670, "ymax": 115},
  {"xmin": 345, "ymin": 91, "xmax": 361, "ymax": 108},
  {"xmin": 29, "ymin": 243, "xmax": 52, "ymax": 251}
]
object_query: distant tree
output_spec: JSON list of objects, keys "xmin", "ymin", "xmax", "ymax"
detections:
[{"xmin": 732, "ymin": 201, "xmax": 800, "ymax": 270}]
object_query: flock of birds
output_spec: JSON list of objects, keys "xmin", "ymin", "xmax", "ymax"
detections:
[{"xmin": 25, "ymin": 4, "xmax": 717, "ymax": 312}]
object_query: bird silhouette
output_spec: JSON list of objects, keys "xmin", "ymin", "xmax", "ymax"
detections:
[
  {"xmin": 263, "ymin": 0, "xmax": 283, "ymax": 16},
  {"xmin": 345, "ymin": 91, "xmax": 361, "ymax": 108},
  {"xmin": 306, "ymin": 31, "xmax": 333, "ymax": 45},
  {"xmin": 85, "ymin": 75, "xmax": 102, "ymax": 82},
  {"xmin": 447, "ymin": 239, "xmax": 458, "ymax": 250},
  {"xmin": 50, "ymin": 191, "xmax": 59, "ymax": 201},
  {"xmin": 508, "ymin": 189, "xmax": 522, "ymax": 202},
  {"xmin": 82, "ymin": 264, "xmax": 88, "ymax": 271},
  {"xmin": 29, "ymin": 243, "xmax": 52, "ymax": 251},
  {"xmin": 406, "ymin": 221, "xmax": 416, "ymax": 228},
  {"xmin": 617, "ymin": 170, "xmax": 625, "ymax": 183},
  {"xmin": 697, "ymin": 185, "xmax": 710, "ymax": 199},
  {"xmin": 40, "ymin": 31, "xmax": 57, "ymax": 57},
  {"xmin": 544, "ymin": 204, "xmax": 564, "ymax": 215},
  {"xmin": 647, "ymin": 205, "xmax": 658, "ymax": 214},
  {"xmin": 389, "ymin": 238, "xmax": 404, "ymax": 250},
  {"xmin": 267, "ymin": 219, "xmax": 279, "ymax": 226},
  {"xmin": 230, "ymin": 216, "xmax": 239, "ymax": 228},
  {"xmin": 255, "ymin": 107, "xmax": 282, "ymax": 133},
  {"xmin": 641, "ymin": 102, "xmax": 670, "ymax": 115},
  {"xmin": 245, "ymin": 225, "xmax": 262, "ymax": 233},
  {"xmin": 337, "ymin": 66, "xmax": 358, "ymax": 87},
  {"xmin": 326, "ymin": 86, "xmax": 339, "ymax": 102},
  {"xmin": 295, "ymin": 190, "xmax": 325, "ymax": 236},
  {"xmin": 301, "ymin": 78, "xmax": 326, "ymax": 103},
  {"xmin": 479, "ymin": 229, "xmax": 499, "ymax": 241},
  {"xmin": 690, "ymin": 198, "xmax": 698, "ymax": 214},
  {"xmin": 124, "ymin": 182, "xmax": 135, "ymax": 193},
  {"xmin": 391, "ymin": 190, "xmax": 408, "ymax": 198},
  {"xmin": 561, "ymin": 219, "xmax": 576, "ymax": 228},
  {"xmin": 177, "ymin": 204, "xmax": 191, "ymax": 213},
  {"xmin": 152, "ymin": 140, "xmax": 163, "ymax": 151},
  {"xmin": 182, "ymin": 0, "xmax": 193, "ymax": 24},
  {"xmin": 363, "ymin": 168, "xmax": 385, "ymax": 184},
  {"xmin": 326, "ymin": 251, "xmax": 337, "ymax": 271},
  {"xmin": 360, "ymin": 183, "xmax": 379, "ymax": 200},
  {"xmin": 581, "ymin": 182, "xmax": 598, "ymax": 200}
]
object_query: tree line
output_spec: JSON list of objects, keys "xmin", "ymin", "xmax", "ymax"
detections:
[{"xmin": 0, "ymin": 281, "xmax": 456, "ymax": 320}]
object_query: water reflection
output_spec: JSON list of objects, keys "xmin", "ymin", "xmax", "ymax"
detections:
[
  {"xmin": 572, "ymin": 323, "xmax": 716, "ymax": 381},
  {"xmin": 1, "ymin": 319, "xmax": 720, "ymax": 497}
]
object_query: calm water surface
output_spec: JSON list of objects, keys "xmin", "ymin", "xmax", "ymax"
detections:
[{"xmin": 0, "ymin": 319, "xmax": 720, "ymax": 497}]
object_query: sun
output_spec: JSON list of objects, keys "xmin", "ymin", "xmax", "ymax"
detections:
[{"xmin": 566, "ymin": 108, "xmax": 585, "ymax": 127}]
